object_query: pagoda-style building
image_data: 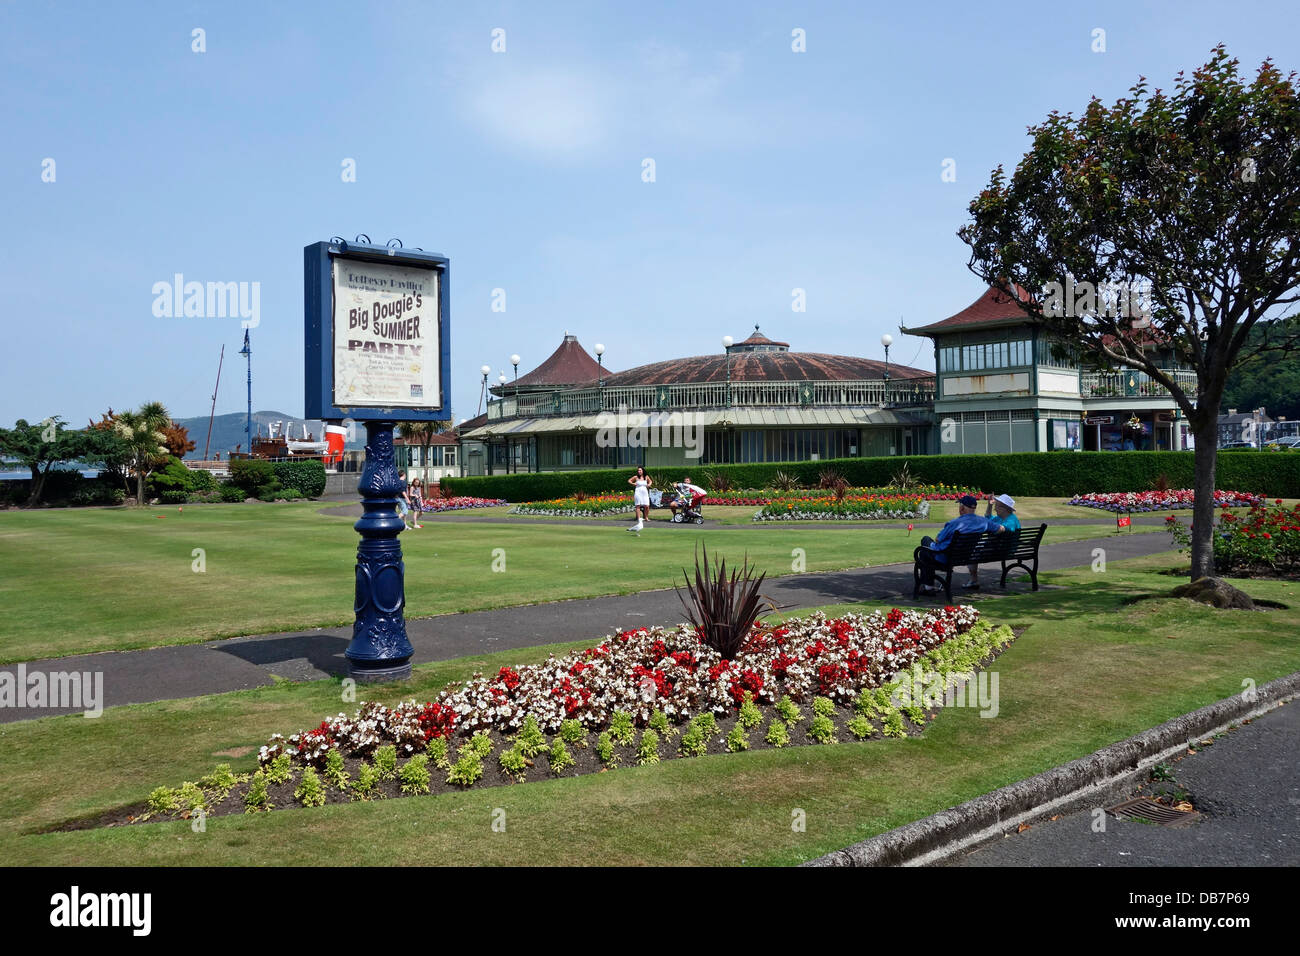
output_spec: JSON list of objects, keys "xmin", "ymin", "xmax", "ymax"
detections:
[{"xmin": 902, "ymin": 286, "xmax": 1193, "ymax": 453}]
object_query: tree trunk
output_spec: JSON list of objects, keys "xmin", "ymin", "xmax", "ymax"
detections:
[
  {"xmin": 1190, "ymin": 419, "xmax": 1219, "ymax": 580},
  {"xmin": 25, "ymin": 464, "xmax": 44, "ymax": 508},
  {"xmin": 136, "ymin": 466, "xmax": 145, "ymax": 507}
]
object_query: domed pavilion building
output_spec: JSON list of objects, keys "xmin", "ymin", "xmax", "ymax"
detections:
[{"xmin": 458, "ymin": 328, "xmax": 934, "ymax": 475}]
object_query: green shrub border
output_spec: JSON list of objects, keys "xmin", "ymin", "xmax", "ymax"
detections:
[{"xmin": 440, "ymin": 451, "xmax": 1300, "ymax": 501}]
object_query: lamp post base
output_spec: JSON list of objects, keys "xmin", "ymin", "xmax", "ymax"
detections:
[
  {"xmin": 348, "ymin": 659, "xmax": 413, "ymax": 683},
  {"xmin": 344, "ymin": 421, "xmax": 416, "ymax": 684}
]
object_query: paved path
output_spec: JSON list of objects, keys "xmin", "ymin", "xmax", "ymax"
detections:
[
  {"xmin": 0, "ymin": 532, "xmax": 1176, "ymax": 723},
  {"xmin": 947, "ymin": 701, "xmax": 1300, "ymax": 866},
  {"xmin": 319, "ymin": 501, "xmax": 1187, "ymax": 530}
]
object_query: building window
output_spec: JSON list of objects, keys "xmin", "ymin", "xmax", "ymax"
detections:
[
  {"xmin": 941, "ymin": 337, "xmax": 1031, "ymax": 372},
  {"xmin": 1039, "ymin": 339, "xmax": 1078, "ymax": 368}
]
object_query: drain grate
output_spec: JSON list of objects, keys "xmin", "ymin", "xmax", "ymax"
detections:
[{"xmin": 1105, "ymin": 797, "xmax": 1202, "ymax": 827}]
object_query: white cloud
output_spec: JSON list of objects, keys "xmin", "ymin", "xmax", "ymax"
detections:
[{"xmin": 470, "ymin": 69, "xmax": 610, "ymax": 156}]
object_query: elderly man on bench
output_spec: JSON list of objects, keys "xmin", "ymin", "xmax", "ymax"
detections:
[{"xmin": 916, "ymin": 494, "xmax": 991, "ymax": 596}]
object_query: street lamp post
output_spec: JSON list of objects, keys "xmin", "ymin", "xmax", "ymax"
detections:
[
  {"xmin": 498, "ymin": 372, "xmax": 509, "ymax": 472},
  {"xmin": 722, "ymin": 335, "xmax": 733, "ymax": 408},
  {"xmin": 594, "ymin": 343, "xmax": 607, "ymax": 465},
  {"xmin": 477, "ymin": 364, "xmax": 490, "ymax": 417},
  {"xmin": 881, "ymin": 333, "xmax": 893, "ymax": 404},
  {"xmin": 511, "ymin": 354, "xmax": 520, "ymax": 383}
]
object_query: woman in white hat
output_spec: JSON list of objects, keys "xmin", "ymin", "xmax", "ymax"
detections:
[{"xmin": 965, "ymin": 493, "xmax": 1021, "ymax": 589}]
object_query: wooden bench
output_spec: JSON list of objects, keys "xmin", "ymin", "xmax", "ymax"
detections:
[{"xmin": 912, "ymin": 523, "xmax": 1048, "ymax": 602}]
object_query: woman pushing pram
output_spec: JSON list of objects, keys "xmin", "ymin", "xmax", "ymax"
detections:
[{"xmin": 666, "ymin": 476, "xmax": 708, "ymax": 524}]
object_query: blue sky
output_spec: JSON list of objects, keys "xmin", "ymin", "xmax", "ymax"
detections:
[{"xmin": 2, "ymin": 0, "xmax": 1296, "ymax": 430}]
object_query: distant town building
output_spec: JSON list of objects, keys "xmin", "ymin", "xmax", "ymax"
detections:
[{"xmin": 1215, "ymin": 408, "xmax": 1290, "ymax": 447}]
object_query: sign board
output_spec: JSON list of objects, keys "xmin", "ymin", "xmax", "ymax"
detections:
[
  {"xmin": 1116, "ymin": 514, "xmax": 1131, "ymax": 529},
  {"xmin": 1085, "ymin": 416, "xmax": 1113, "ymax": 425},
  {"xmin": 304, "ymin": 240, "xmax": 451, "ymax": 422}
]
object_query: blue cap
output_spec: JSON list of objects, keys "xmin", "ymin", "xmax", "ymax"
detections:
[{"xmin": 959, "ymin": 495, "xmax": 979, "ymax": 508}]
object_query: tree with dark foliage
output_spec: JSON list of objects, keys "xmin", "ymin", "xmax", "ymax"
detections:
[{"xmin": 960, "ymin": 46, "xmax": 1300, "ymax": 580}]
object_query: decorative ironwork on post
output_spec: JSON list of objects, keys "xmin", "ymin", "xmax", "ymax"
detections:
[
  {"xmin": 304, "ymin": 238, "xmax": 451, "ymax": 684},
  {"xmin": 346, "ymin": 421, "xmax": 413, "ymax": 680}
]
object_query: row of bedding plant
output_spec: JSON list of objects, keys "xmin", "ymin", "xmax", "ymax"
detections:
[{"xmin": 132, "ymin": 604, "xmax": 1015, "ymax": 822}]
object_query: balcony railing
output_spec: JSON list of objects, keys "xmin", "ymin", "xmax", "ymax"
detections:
[
  {"xmin": 486, "ymin": 378, "xmax": 936, "ymax": 421},
  {"xmin": 1080, "ymin": 369, "xmax": 1197, "ymax": 399}
]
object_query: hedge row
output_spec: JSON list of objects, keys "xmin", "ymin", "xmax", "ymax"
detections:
[
  {"xmin": 229, "ymin": 459, "xmax": 327, "ymax": 498},
  {"xmin": 272, "ymin": 460, "xmax": 327, "ymax": 498},
  {"xmin": 439, "ymin": 451, "xmax": 1300, "ymax": 501},
  {"xmin": 1, "ymin": 473, "xmax": 124, "ymax": 507}
]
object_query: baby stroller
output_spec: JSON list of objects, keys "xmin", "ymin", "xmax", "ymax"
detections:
[{"xmin": 669, "ymin": 483, "xmax": 706, "ymax": 525}]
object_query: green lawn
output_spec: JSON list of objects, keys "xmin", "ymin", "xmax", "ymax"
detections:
[
  {"xmin": 0, "ymin": 500, "xmax": 1151, "ymax": 662},
  {"xmin": 2, "ymin": 553, "xmax": 1296, "ymax": 866}
]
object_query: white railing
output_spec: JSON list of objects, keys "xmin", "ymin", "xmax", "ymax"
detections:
[
  {"xmin": 1079, "ymin": 369, "xmax": 1197, "ymax": 399},
  {"xmin": 487, "ymin": 378, "xmax": 936, "ymax": 421}
]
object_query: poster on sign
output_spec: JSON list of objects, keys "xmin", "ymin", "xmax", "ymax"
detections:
[
  {"xmin": 332, "ymin": 259, "xmax": 438, "ymax": 408},
  {"xmin": 1116, "ymin": 513, "xmax": 1132, "ymax": 530},
  {"xmin": 304, "ymin": 240, "xmax": 451, "ymax": 422}
]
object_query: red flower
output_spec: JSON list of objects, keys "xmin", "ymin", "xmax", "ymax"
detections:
[
  {"xmin": 727, "ymin": 668, "xmax": 764, "ymax": 706},
  {"xmin": 415, "ymin": 702, "xmax": 457, "ymax": 741},
  {"xmin": 771, "ymin": 651, "xmax": 798, "ymax": 679}
]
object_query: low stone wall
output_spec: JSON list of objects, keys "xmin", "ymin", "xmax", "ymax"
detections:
[{"xmin": 324, "ymin": 472, "xmax": 358, "ymax": 496}]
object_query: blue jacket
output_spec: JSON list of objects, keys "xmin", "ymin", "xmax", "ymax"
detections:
[{"xmin": 929, "ymin": 513, "xmax": 991, "ymax": 563}]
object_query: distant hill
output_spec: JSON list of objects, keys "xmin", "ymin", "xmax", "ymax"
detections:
[{"xmin": 172, "ymin": 410, "xmax": 364, "ymax": 459}]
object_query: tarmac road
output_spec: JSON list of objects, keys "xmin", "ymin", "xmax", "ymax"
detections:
[{"xmin": 948, "ymin": 701, "xmax": 1300, "ymax": 867}]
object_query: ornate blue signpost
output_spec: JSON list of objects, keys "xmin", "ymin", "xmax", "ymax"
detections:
[{"xmin": 304, "ymin": 237, "xmax": 451, "ymax": 682}]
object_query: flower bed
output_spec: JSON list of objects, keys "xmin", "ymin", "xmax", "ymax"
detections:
[
  {"xmin": 422, "ymin": 496, "xmax": 506, "ymax": 512},
  {"xmin": 754, "ymin": 496, "xmax": 930, "ymax": 521},
  {"xmin": 1166, "ymin": 499, "xmax": 1300, "ymax": 575},
  {"xmin": 510, "ymin": 485, "xmax": 973, "ymax": 514},
  {"xmin": 1067, "ymin": 489, "xmax": 1263, "ymax": 513},
  {"xmin": 707, "ymin": 484, "xmax": 974, "ymax": 505},
  {"xmin": 512, "ymin": 494, "xmax": 634, "ymax": 517},
  {"xmin": 127, "ymin": 607, "xmax": 1015, "ymax": 823}
]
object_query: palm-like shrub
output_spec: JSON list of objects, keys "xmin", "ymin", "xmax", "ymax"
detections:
[
  {"xmin": 770, "ymin": 470, "xmax": 799, "ymax": 492},
  {"xmin": 817, "ymin": 467, "xmax": 846, "ymax": 489},
  {"xmin": 113, "ymin": 401, "xmax": 171, "ymax": 505},
  {"xmin": 704, "ymin": 470, "xmax": 733, "ymax": 493},
  {"xmin": 676, "ymin": 546, "xmax": 774, "ymax": 659},
  {"xmin": 888, "ymin": 461, "xmax": 918, "ymax": 492}
]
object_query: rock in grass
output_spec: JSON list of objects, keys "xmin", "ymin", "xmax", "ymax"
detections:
[{"xmin": 1171, "ymin": 577, "xmax": 1255, "ymax": 610}]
